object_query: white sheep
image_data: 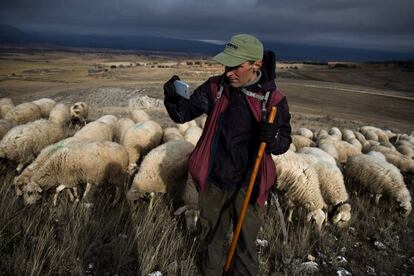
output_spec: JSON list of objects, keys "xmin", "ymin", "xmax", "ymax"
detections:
[
  {"xmin": 328, "ymin": 127, "xmax": 342, "ymax": 140},
  {"xmin": 174, "ymin": 173, "xmax": 200, "ymax": 232},
  {"xmin": 292, "ymin": 135, "xmax": 316, "ymax": 150},
  {"xmin": 317, "ymin": 141, "xmax": 339, "ymax": 162},
  {"xmin": 354, "ymin": 131, "xmax": 370, "ymax": 152},
  {"xmin": 272, "ymin": 150, "xmax": 327, "ymax": 231},
  {"xmin": 96, "ymin": 114, "xmax": 118, "ymax": 132},
  {"xmin": 127, "ymin": 140, "xmax": 195, "ymax": 208},
  {"xmin": 199, "ymin": 116, "xmax": 207, "ymax": 129},
  {"xmin": 360, "ymin": 126, "xmax": 395, "ymax": 142},
  {"xmin": 122, "ymin": 120, "xmax": 163, "ymax": 173},
  {"xmin": 131, "ymin": 109, "xmax": 151, "ymax": 123},
  {"xmin": 341, "ymin": 129, "xmax": 355, "ymax": 141},
  {"xmin": 298, "ymin": 148, "xmax": 351, "ymax": 226},
  {"xmin": 0, "ymin": 119, "xmax": 15, "ymax": 140},
  {"xmin": 395, "ymin": 139, "xmax": 413, "ymax": 148},
  {"xmin": 318, "ymin": 134, "xmax": 360, "ymax": 164},
  {"xmin": 21, "ymin": 141, "xmax": 129, "ymax": 206},
  {"xmin": 397, "ymin": 145, "xmax": 414, "ymax": 159},
  {"xmin": 345, "ymin": 151, "xmax": 412, "ymax": 216},
  {"xmin": 32, "ymin": 98, "xmax": 56, "ymax": 118},
  {"xmin": 4, "ymin": 102, "xmax": 42, "ymax": 124},
  {"xmin": 162, "ymin": 127, "xmax": 184, "ymax": 143},
  {"xmin": 70, "ymin": 102, "xmax": 89, "ymax": 125},
  {"xmin": 74, "ymin": 117, "xmax": 114, "ymax": 142},
  {"xmin": 48, "ymin": 103, "xmax": 70, "ymax": 126},
  {"xmin": 363, "ymin": 130, "xmax": 379, "ymax": 141},
  {"xmin": 184, "ymin": 126, "xmax": 203, "ymax": 146},
  {"xmin": 0, "ymin": 103, "xmax": 68, "ymax": 172},
  {"xmin": 0, "ymin": 97, "xmax": 14, "ymax": 118},
  {"xmin": 177, "ymin": 120, "xmax": 198, "ymax": 134},
  {"xmin": 295, "ymin": 127, "xmax": 314, "ymax": 140},
  {"xmin": 298, "ymin": 147, "xmax": 336, "ymax": 166},
  {"xmin": 368, "ymin": 145, "xmax": 414, "ymax": 173},
  {"xmin": 13, "ymin": 137, "xmax": 84, "ymax": 195},
  {"xmin": 0, "ymin": 119, "xmax": 65, "ymax": 172},
  {"xmin": 115, "ymin": 118, "xmax": 135, "ymax": 143},
  {"xmin": 339, "ymin": 130, "xmax": 363, "ymax": 152},
  {"xmin": 316, "ymin": 129, "xmax": 330, "ymax": 141}
]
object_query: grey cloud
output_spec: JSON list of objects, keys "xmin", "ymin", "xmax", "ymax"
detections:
[{"xmin": 0, "ymin": 0, "xmax": 413, "ymax": 52}]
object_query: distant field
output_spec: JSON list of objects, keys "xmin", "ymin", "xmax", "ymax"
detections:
[{"xmin": 0, "ymin": 47, "xmax": 412, "ymax": 133}]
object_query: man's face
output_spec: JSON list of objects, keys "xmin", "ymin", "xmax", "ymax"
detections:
[{"xmin": 225, "ymin": 61, "xmax": 258, "ymax": 88}]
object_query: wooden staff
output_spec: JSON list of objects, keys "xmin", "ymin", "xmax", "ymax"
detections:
[{"xmin": 223, "ymin": 106, "xmax": 277, "ymax": 273}]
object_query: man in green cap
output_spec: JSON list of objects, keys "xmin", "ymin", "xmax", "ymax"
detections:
[{"xmin": 164, "ymin": 34, "xmax": 292, "ymax": 275}]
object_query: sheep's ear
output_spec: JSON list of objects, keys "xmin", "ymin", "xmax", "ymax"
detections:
[
  {"xmin": 15, "ymin": 186, "xmax": 23, "ymax": 196},
  {"xmin": 32, "ymin": 183, "xmax": 42, "ymax": 193},
  {"xmin": 174, "ymin": 206, "xmax": 187, "ymax": 216},
  {"xmin": 305, "ymin": 213, "xmax": 313, "ymax": 223},
  {"xmin": 332, "ymin": 213, "xmax": 341, "ymax": 224}
]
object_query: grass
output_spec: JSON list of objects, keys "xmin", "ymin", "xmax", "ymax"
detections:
[{"xmin": 1, "ymin": 156, "xmax": 413, "ymax": 275}]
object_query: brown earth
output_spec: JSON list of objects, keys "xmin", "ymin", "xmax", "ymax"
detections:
[{"xmin": 1, "ymin": 47, "xmax": 413, "ymax": 134}]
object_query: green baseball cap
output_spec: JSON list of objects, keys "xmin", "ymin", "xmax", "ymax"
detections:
[{"xmin": 213, "ymin": 34, "xmax": 264, "ymax": 67}]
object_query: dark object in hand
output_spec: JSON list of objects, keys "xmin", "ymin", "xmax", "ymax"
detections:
[
  {"xmin": 164, "ymin": 75, "xmax": 180, "ymax": 98},
  {"xmin": 258, "ymin": 121, "xmax": 278, "ymax": 144}
]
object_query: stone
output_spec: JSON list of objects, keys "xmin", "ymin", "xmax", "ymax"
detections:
[{"xmin": 297, "ymin": 261, "xmax": 319, "ymax": 274}]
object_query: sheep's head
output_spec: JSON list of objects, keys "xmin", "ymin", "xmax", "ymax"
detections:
[
  {"xmin": 22, "ymin": 182, "xmax": 42, "ymax": 205},
  {"xmin": 399, "ymin": 201, "xmax": 412, "ymax": 217},
  {"xmin": 13, "ymin": 175, "xmax": 28, "ymax": 196},
  {"xmin": 332, "ymin": 203, "xmax": 352, "ymax": 227},
  {"xmin": 306, "ymin": 209, "xmax": 326, "ymax": 232},
  {"xmin": 174, "ymin": 206, "xmax": 200, "ymax": 233},
  {"xmin": 70, "ymin": 102, "xmax": 88, "ymax": 119},
  {"xmin": 126, "ymin": 185, "xmax": 145, "ymax": 203}
]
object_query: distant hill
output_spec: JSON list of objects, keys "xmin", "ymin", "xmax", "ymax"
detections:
[{"xmin": 1, "ymin": 24, "xmax": 413, "ymax": 62}]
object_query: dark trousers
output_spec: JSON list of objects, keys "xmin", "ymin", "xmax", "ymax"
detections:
[{"xmin": 197, "ymin": 182, "xmax": 264, "ymax": 276}]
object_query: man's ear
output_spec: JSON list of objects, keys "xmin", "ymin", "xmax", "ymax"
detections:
[{"xmin": 253, "ymin": 60, "xmax": 263, "ymax": 72}]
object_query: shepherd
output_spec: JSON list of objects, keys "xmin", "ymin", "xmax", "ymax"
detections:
[{"xmin": 164, "ymin": 34, "xmax": 292, "ymax": 276}]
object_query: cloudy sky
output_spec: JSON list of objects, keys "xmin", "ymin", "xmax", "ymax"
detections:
[{"xmin": 1, "ymin": 0, "xmax": 413, "ymax": 53}]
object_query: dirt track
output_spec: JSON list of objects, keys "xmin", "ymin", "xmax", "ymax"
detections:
[{"xmin": 278, "ymin": 79, "xmax": 413, "ymax": 133}]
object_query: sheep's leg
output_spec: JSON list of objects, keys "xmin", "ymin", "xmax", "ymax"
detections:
[
  {"xmin": 148, "ymin": 192, "xmax": 155, "ymax": 211},
  {"xmin": 375, "ymin": 194, "xmax": 382, "ymax": 205},
  {"xmin": 66, "ymin": 189, "xmax": 75, "ymax": 202},
  {"xmin": 83, "ymin": 183, "xmax": 92, "ymax": 199},
  {"xmin": 287, "ymin": 209, "xmax": 293, "ymax": 222},
  {"xmin": 53, "ymin": 185, "xmax": 66, "ymax": 206},
  {"xmin": 111, "ymin": 187, "xmax": 120, "ymax": 207},
  {"xmin": 16, "ymin": 162, "xmax": 27, "ymax": 173},
  {"xmin": 72, "ymin": 187, "xmax": 79, "ymax": 201}
]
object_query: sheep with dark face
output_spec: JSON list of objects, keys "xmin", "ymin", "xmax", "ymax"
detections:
[
  {"xmin": 174, "ymin": 174, "xmax": 200, "ymax": 233},
  {"xmin": 69, "ymin": 102, "xmax": 89, "ymax": 126}
]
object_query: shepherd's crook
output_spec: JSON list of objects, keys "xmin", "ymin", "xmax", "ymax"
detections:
[{"xmin": 223, "ymin": 106, "xmax": 277, "ymax": 274}]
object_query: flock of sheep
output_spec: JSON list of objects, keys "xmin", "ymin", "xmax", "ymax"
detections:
[{"xmin": 0, "ymin": 96, "xmax": 413, "ymax": 233}]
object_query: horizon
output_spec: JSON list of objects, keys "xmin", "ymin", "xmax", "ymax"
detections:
[{"xmin": 0, "ymin": 0, "xmax": 413, "ymax": 56}]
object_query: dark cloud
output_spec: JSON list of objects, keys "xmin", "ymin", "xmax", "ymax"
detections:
[{"xmin": 1, "ymin": 0, "xmax": 413, "ymax": 52}]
